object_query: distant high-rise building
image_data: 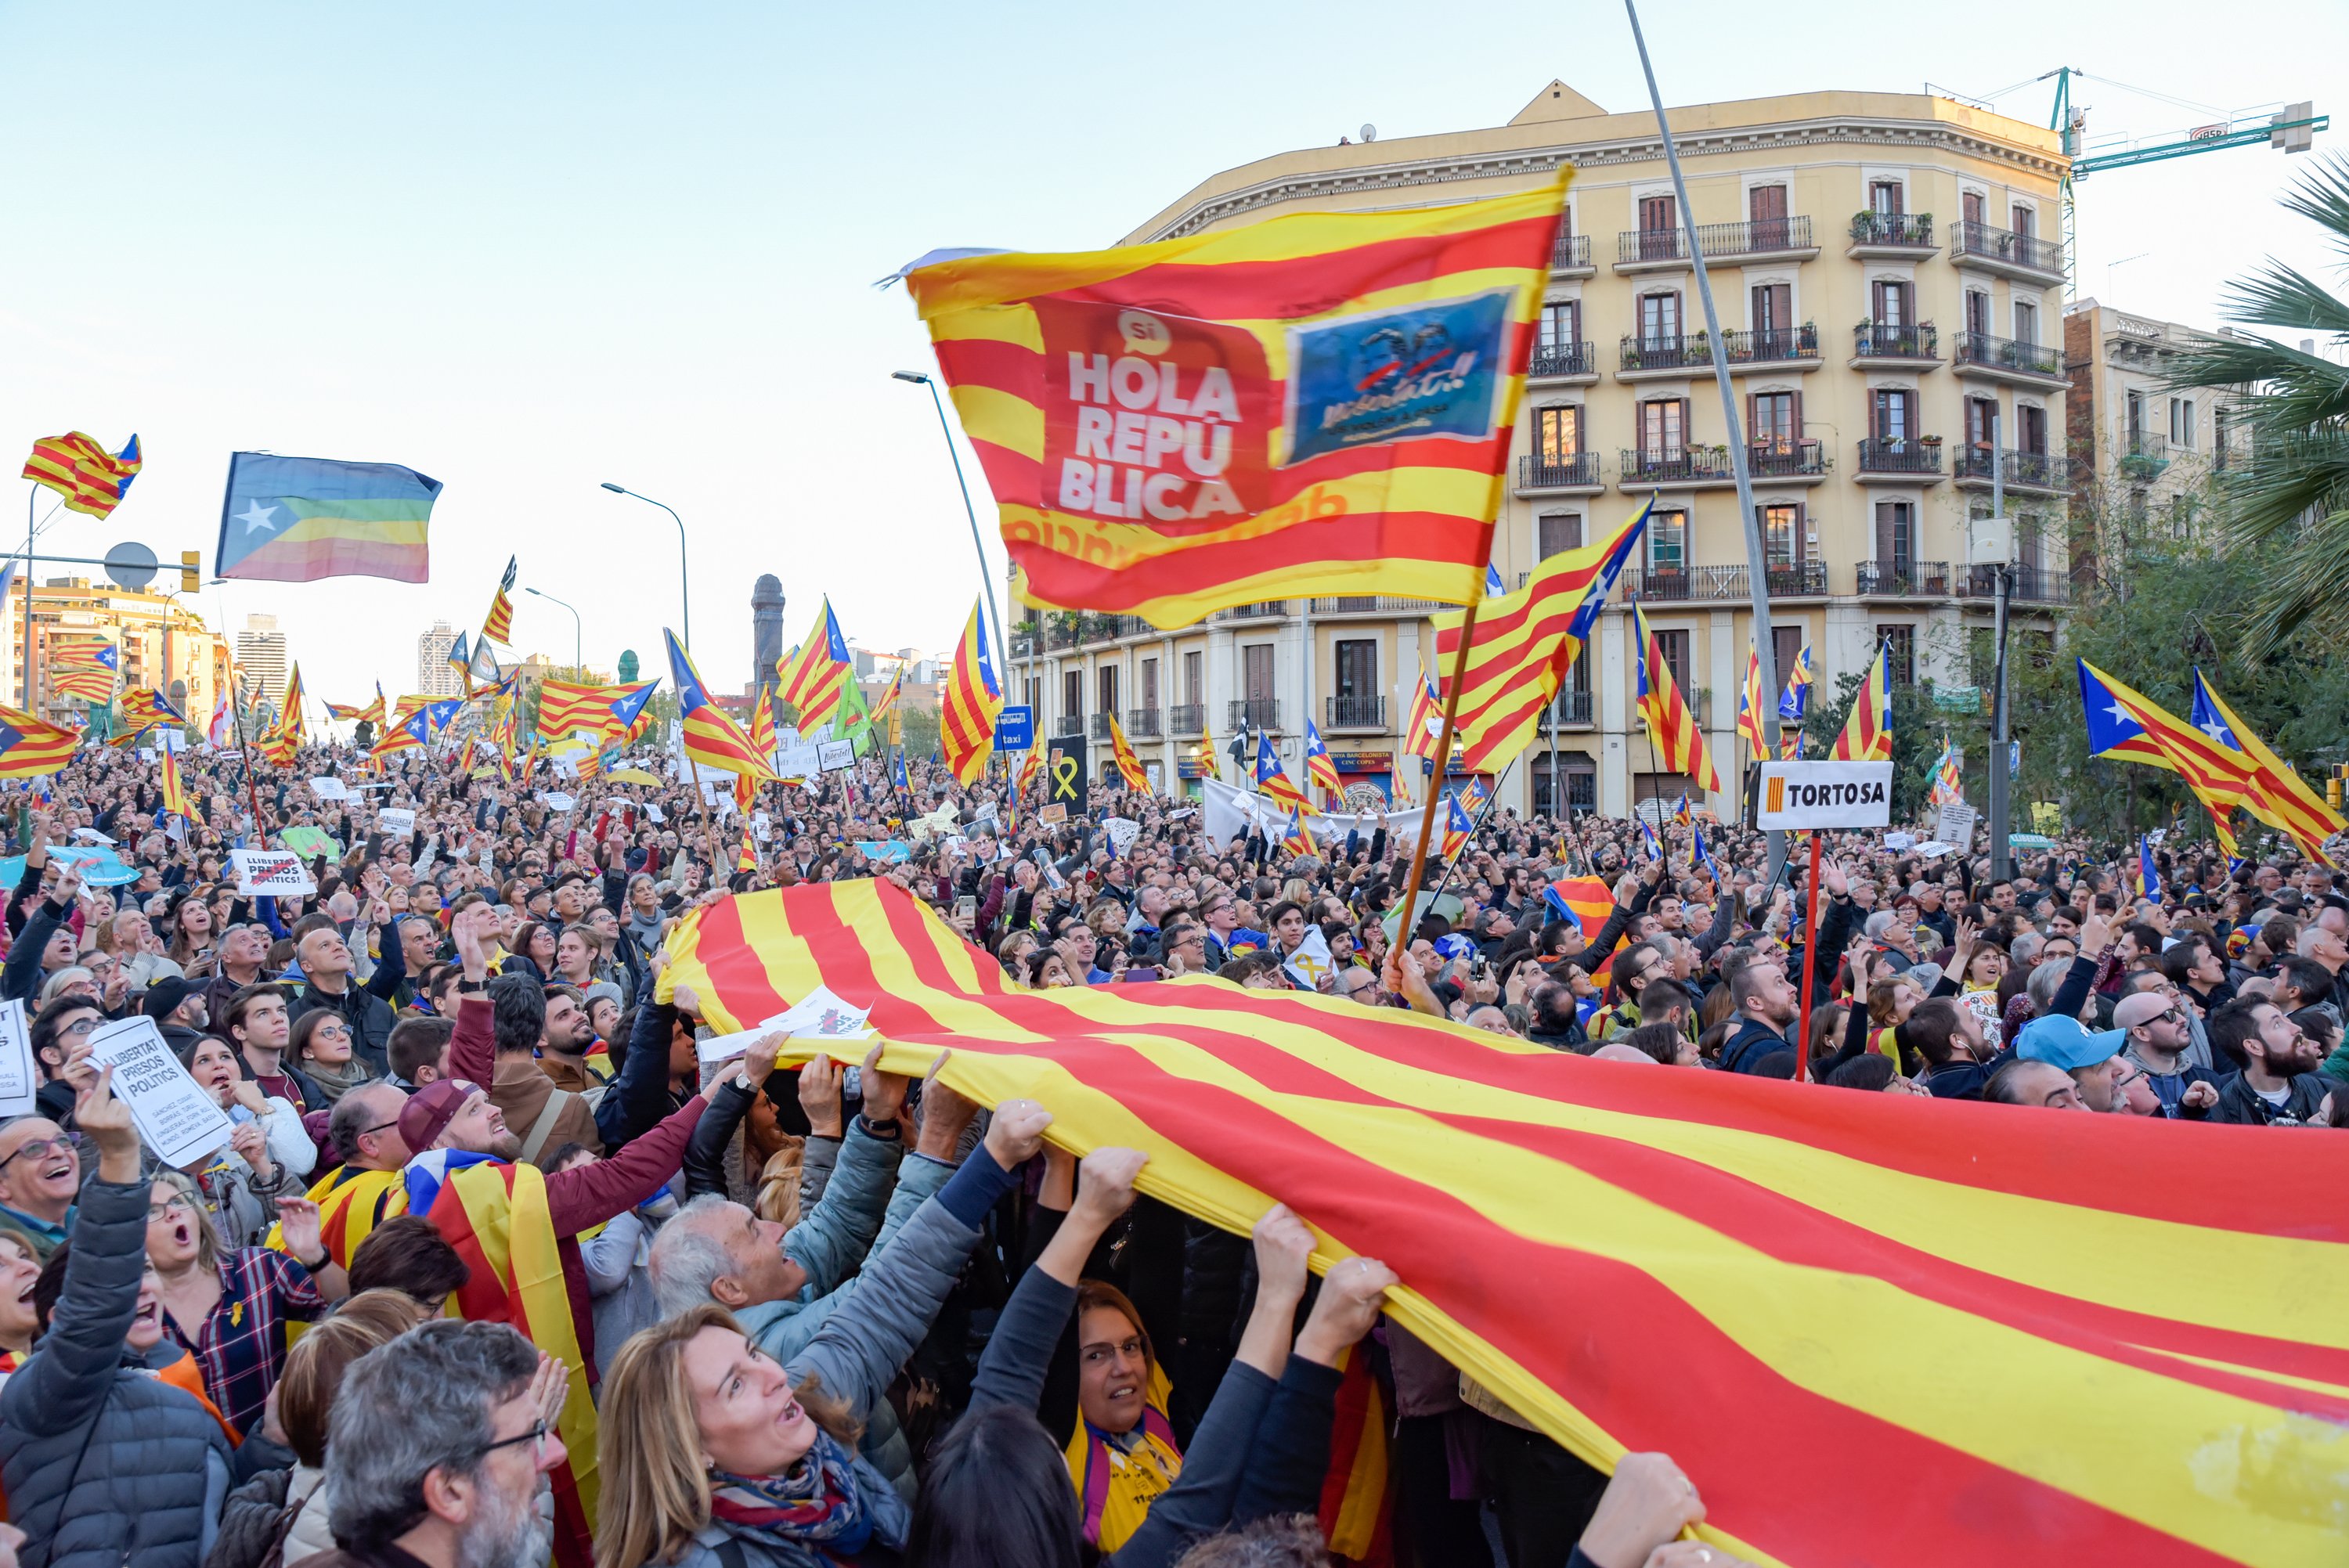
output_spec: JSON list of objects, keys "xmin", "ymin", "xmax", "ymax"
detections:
[
  {"xmin": 417, "ymin": 621, "xmax": 463, "ymax": 697},
  {"xmin": 752, "ymin": 575, "xmax": 785, "ymax": 697},
  {"xmin": 236, "ymin": 613, "xmax": 288, "ymax": 707}
]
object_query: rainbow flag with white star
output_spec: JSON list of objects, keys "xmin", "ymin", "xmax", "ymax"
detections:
[{"xmin": 215, "ymin": 452, "xmax": 440, "ymax": 583}]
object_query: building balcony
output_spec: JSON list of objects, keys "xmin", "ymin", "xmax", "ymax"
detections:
[
  {"xmin": 1547, "ymin": 689, "xmax": 1595, "ymax": 726},
  {"xmin": 1958, "ymin": 564, "xmax": 2071, "ymax": 605},
  {"xmin": 1326, "ymin": 694, "xmax": 1386, "ymax": 730},
  {"xmin": 1551, "ymin": 232, "xmax": 1594, "ymax": 275},
  {"xmin": 1856, "ymin": 436, "xmax": 1945, "ymax": 483},
  {"xmin": 2119, "ymin": 434, "xmax": 2174, "ymax": 481},
  {"xmin": 1619, "ymin": 445, "xmax": 1737, "ymax": 488},
  {"xmin": 1624, "ymin": 562, "xmax": 1828, "ymax": 603},
  {"xmin": 1954, "ymin": 445, "xmax": 2073, "ymax": 494},
  {"xmin": 1229, "ymin": 697, "xmax": 1279, "ymax": 731},
  {"xmin": 1855, "ymin": 560, "xmax": 1953, "ymax": 598},
  {"xmin": 1089, "ymin": 712, "xmax": 1116, "ymax": 740},
  {"xmin": 1169, "ymin": 702, "xmax": 1205, "ymax": 736},
  {"xmin": 1746, "ymin": 438, "xmax": 1828, "ymax": 481},
  {"xmin": 1055, "ymin": 713, "xmax": 1084, "ymax": 737},
  {"xmin": 1125, "ymin": 707, "xmax": 1162, "ymax": 738},
  {"xmin": 1950, "ymin": 219, "xmax": 2066, "ymax": 285},
  {"xmin": 1618, "ymin": 332, "xmax": 1709, "ymax": 377},
  {"xmin": 1308, "ymin": 595, "xmax": 1447, "ymax": 615},
  {"xmin": 1952, "ymin": 330, "xmax": 2067, "ymax": 387},
  {"xmin": 1528, "ymin": 341, "xmax": 1598, "ymax": 381},
  {"xmin": 1214, "ymin": 600, "xmax": 1288, "ymax": 622},
  {"xmin": 1846, "ymin": 211, "xmax": 1937, "ymax": 256},
  {"xmin": 1615, "ymin": 215, "xmax": 1816, "ymax": 272},
  {"xmin": 1851, "ymin": 321, "xmax": 1939, "ymax": 366},
  {"xmin": 1725, "ymin": 323, "xmax": 1820, "ymax": 371},
  {"xmin": 1514, "ymin": 451, "xmax": 1606, "ymax": 494}
]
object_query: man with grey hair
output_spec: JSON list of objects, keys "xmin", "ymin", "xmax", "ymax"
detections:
[
  {"xmin": 287, "ymin": 904, "xmax": 403, "ymax": 1077},
  {"xmin": 319, "ymin": 1318, "xmax": 565, "ymax": 1568}
]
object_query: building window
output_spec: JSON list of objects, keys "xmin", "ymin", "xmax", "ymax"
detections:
[
  {"xmin": 1751, "ymin": 282, "xmax": 1792, "ymax": 337},
  {"xmin": 1539, "ymin": 301, "xmax": 1580, "ymax": 352},
  {"xmin": 1063, "ymin": 669, "xmax": 1082, "ymax": 721},
  {"xmin": 1334, "ymin": 639, "xmax": 1377, "ymax": 698},
  {"xmin": 2170, "ymin": 397, "xmax": 2196, "ymax": 449},
  {"xmin": 2013, "ymin": 297, "xmax": 2037, "ymax": 346},
  {"xmin": 1961, "ymin": 190, "xmax": 1986, "ymax": 226},
  {"xmin": 2214, "ymin": 408, "xmax": 2229, "ymax": 471},
  {"xmin": 1648, "ymin": 509, "xmax": 1687, "ymax": 573},
  {"xmin": 1139, "ymin": 656, "xmax": 1158, "ymax": 709},
  {"xmin": 1875, "ymin": 501, "xmax": 1915, "ymax": 569},
  {"xmin": 1242, "ymin": 643, "xmax": 1275, "ymax": 704},
  {"xmin": 1538, "ymin": 513, "xmax": 1583, "ymax": 559},
  {"xmin": 2017, "ymin": 510, "xmax": 2045, "ymax": 572},
  {"xmin": 1967, "ymin": 395, "xmax": 1999, "ymax": 451},
  {"xmin": 1760, "ymin": 504, "xmax": 1802, "ymax": 566},
  {"xmin": 1965, "ymin": 290, "xmax": 1990, "ymax": 341},
  {"xmin": 1877, "ymin": 625, "xmax": 1916, "ymax": 687},
  {"xmin": 2011, "ymin": 204, "xmax": 2035, "ymax": 240},
  {"xmin": 2018, "ymin": 404, "xmax": 2048, "ymax": 456},
  {"xmin": 1637, "ymin": 193, "xmax": 1676, "ymax": 258},
  {"xmin": 1868, "ymin": 179, "xmax": 1903, "ymax": 216},
  {"xmin": 1650, "ymin": 629, "xmax": 1691, "ymax": 692},
  {"xmin": 1751, "ymin": 391, "xmax": 1798, "ymax": 452},
  {"xmin": 1097, "ymin": 665, "xmax": 1119, "ymax": 717},
  {"xmin": 1772, "ymin": 625, "xmax": 1805, "ymax": 691},
  {"xmin": 1871, "ymin": 279, "xmax": 1911, "ymax": 326},
  {"xmin": 2127, "ymin": 390, "xmax": 2145, "ymax": 450},
  {"xmin": 1873, "ymin": 388, "xmax": 1914, "ymax": 443},
  {"xmin": 1748, "ymin": 184, "xmax": 1789, "ymax": 248},
  {"xmin": 1640, "ymin": 398, "xmax": 1686, "ymax": 455},
  {"xmin": 1182, "ymin": 650, "xmax": 1203, "ymax": 706},
  {"xmin": 1640, "ymin": 291, "xmax": 1681, "ymax": 344},
  {"xmin": 1535, "ymin": 405, "xmax": 1581, "ymax": 459}
]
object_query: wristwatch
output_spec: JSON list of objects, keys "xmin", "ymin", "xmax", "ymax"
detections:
[{"xmin": 300, "ymin": 1250, "xmax": 331, "ymax": 1273}]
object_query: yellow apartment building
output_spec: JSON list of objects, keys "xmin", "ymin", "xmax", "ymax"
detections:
[
  {"xmin": 9, "ymin": 577, "xmax": 233, "ymax": 728},
  {"xmin": 1011, "ymin": 80, "xmax": 2073, "ymax": 818}
]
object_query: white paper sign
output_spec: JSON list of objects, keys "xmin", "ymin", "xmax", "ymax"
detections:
[
  {"xmin": 309, "ymin": 777, "xmax": 350, "ymax": 802},
  {"xmin": 776, "ymin": 743, "xmax": 823, "ymax": 780},
  {"xmin": 1282, "ymin": 927, "xmax": 1335, "ymax": 992},
  {"xmin": 377, "ymin": 806, "xmax": 417, "ymax": 837},
  {"xmin": 817, "ymin": 740, "xmax": 857, "ymax": 774},
  {"xmin": 696, "ymin": 984, "xmax": 876, "ymax": 1063},
  {"xmin": 644, "ymin": 802, "xmax": 666, "ymax": 824},
  {"xmin": 71, "ymin": 827, "xmax": 116, "ymax": 846},
  {"xmin": 231, "ymin": 849, "xmax": 318, "ymax": 896},
  {"xmin": 85, "ymin": 1016, "xmax": 235, "ymax": 1167},
  {"xmin": 1104, "ymin": 816, "xmax": 1142, "ymax": 856},
  {"xmin": 1934, "ymin": 802, "xmax": 1979, "ymax": 853},
  {"xmin": 1882, "ymin": 831, "xmax": 1916, "ymax": 852},
  {"xmin": 0, "ymin": 1000, "xmax": 34, "ymax": 1117},
  {"xmin": 1754, "ymin": 762, "xmax": 1895, "ymax": 831},
  {"xmin": 539, "ymin": 792, "xmax": 577, "ymax": 813}
]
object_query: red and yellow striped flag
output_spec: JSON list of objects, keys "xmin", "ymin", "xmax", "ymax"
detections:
[
  {"xmin": 482, "ymin": 556, "xmax": 518, "ymax": 644},
  {"xmin": 0, "ymin": 705, "xmax": 80, "ymax": 778},
  {"xmin": 1831, "ymin": 641, "xmax": 1893, "ymax": 763},
  {"xmin": 1431, "ymin": 504, "xmax": 1647, "ymax": 771},
  {"xmin": 22, "ymin": 432, "xmax": 141, "ymax": 518},
  {"xmin": 903, "ymin": 173, "xmax": 1568, "ymax": 627},
  {"xmin": 939, "ymin": 600, "xmax": 1003, "ymax": 786},
  {"xmin": 1106, "ymin": 710, "xmax": 1148, "ymax": 792},
  {"xmin": 663, "ymin": 880, "xmax": 2349, "ymax": 1568},
  {"xmin": 158, "ymin": 743, "xmax": 190, "ymax": 820},
  {"xmin": 1632, "ymin": 606, "xmax": 1720, "ymax": 795},
  {"xmin": 1736, "ymin": 647, "xmax": 1770, "ymax": 755},
  {"xmin": 777, "ymin": 597, "xmax": 852, "ymax": 732}
]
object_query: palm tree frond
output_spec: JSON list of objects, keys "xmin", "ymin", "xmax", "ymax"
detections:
[
  {"xmin": 2275, "ymin": 153, "xmax": 2349, "ymax": 268},
  {"xmin": 2217, "ymin": 261, "xmax": 2349, "ymax": 338}
]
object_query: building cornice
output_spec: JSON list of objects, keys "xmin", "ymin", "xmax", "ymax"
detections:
[{"xmin": 1147, "ymin": 117, "xmax": 2066, "ymax": 240}]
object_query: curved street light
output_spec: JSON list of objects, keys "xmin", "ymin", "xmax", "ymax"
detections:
[
  {"xmin": 599, "ymin": 483, "xmax": 689, "ymax": 649},
  {"xmin": 525, "ymin": 586, "xmax": 583, "ymax": 675},
  {"xmin": 891, "ymin": 371, "xmax": 1007, "ymax": 672}
]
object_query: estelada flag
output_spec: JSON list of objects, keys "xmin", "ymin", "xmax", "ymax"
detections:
[
  {"xmin": 939, "ymin": 600, "xmax": 1004, "ymax": 786},
  {"xmin": 900, "ymin": 172, "xmax": 1568, "ymax": 626},
  {"xmin": 22, "ymin": 432, "xmax": 141, "ymax": 518},
  {"xmin": 1633, "ymin": 605, "xmax": 1722, "ymax": 793},
  {"xmin": 0, "ymin": 705, "xmax": 81, "ymax": 780},
  {"xmin": 1830, "ymin": 641, "xmax": 1894, "ymax": 764},
  {"xmin": 158, "ymin": 743, "xmax": 190, "ymax": 820}
]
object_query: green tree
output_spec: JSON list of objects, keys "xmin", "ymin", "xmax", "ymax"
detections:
[
  {"xmin": 900, "ymin": 705, "xmax": 941, "ymax": 761},
  {"xmin": 2167, "ymin": 153, "xmax": 2349, "ymax": 654}
]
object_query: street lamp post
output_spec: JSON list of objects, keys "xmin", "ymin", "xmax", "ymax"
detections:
[
  {"xmin": 599, "ymin": 483, "xmax": 689, "ymax": 649},
  {"xmin": 525, "ymin": 586, "xmax": 583, "ymax": 676},
  {"xmin": 892, "ymin": 371, "xmax": 1008, "ymax": 673}
]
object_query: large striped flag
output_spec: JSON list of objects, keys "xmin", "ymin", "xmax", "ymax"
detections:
[
  {"xmin": 1254, "ymin": 732, "xmax": 1309, "ymax": 812},
  {"xmin": 777, "ymin": 597, "xmax": 853, "ymax": 731},
  {"xmin": 940, "ymin": 600, "xmax": 1005, "ymax": 786},
  {"xmin": 901, "ymin": 171, "xmax": 1569, "ymax": 626},
  {"xmin": 1106, "ymin": 711, "xmax": 1149, "ymax": 792},
  {"xmin": 215, "ymin": 452, "xmax": 439, "ymax": 583},
  {"xmin": 370, "ymin": 705, "xmax": 432, "ymax": 759},
  {"xmin": 1303, "ymin": 719, "xmax": 1344, "ymax": 799},
  {"xmin": 258, "ymin": 665, "xmax": 307, "ymax": 766},
  {"xmin": 50, "ymin": 640, "xmax": 118, "ymax": 704},
  {"xmin": 22, "ymin": 432, "xmax": 141, "ymax": 518},
  {"xmin": 1439, "ymin": 790, "xmax": 1472, "ymax": 860},
  {"xmin": 536, "ymin": 678, "xmax": 659, "ymax": 744},
  {"xmin": 662, "ymin": 880, "xmax": 2349, "ymax": 1568},
  {"xmin": 745, "ymin": 687, "xmax": 777, "ymax": 771},
  {"xmin": 1632, "ymin": 605, "xmax": 1722, "ymax": 794},
  {"xmin": 667, "ymin": 630, "xmax": 778, "ymax": 783},
  {"xmin": 482, "ymin": 556, "xmax": 518, "ymax": 644},
  {"xmin": 2192, "ymin": 671, "xmax": 2344, "ymax": 864},
  {"xmin": 1014, "ymin": 745, "xmax": 1041, "ymax": 798},
  {"xmin": 324, "ymin": 697, "xmax": 380, "ymax": 723},
  {"xmin": 121, "ymin": 687, "xmax": 185, "ymax": 735},
  {"xmin": 1430, "ymin": 504, "xmax": 1647, "ymax": 772},
  {"xmin": 0, "ymin": 705, "xmax": 78, "ymax": 779},
  {"xmin": 869, "ymin": 667, "xmax": 904, "ymax": 746},
  {"xmin": 1829, "ymin": 642, "xmax": 1893, "ymax": 763},
  {"xmin": 1541, "ymin": 872, "xmax": 1617, "ymax": 985},
  {"xmin": 2078, "ymin": 664, "xmax": 2258, "ymax": 865}
]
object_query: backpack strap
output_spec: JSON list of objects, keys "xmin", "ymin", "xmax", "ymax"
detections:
[{"xmin": 520, "ymin": 1088, "xmax": 579, "ymax": 1164}]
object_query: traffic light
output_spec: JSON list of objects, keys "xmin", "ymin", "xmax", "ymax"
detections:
[
  {"xmin": 179, "ymin": 550, "xmax": 200, "ymax": 593},
  {"xmin": 2330, "ymin": 763, "xmax": 2348, "ymax": 813}
]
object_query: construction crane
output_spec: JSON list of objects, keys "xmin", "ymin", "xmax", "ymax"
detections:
[{"xmin": 2041, "ymin": 67, "xmax": 2326, "ymax": 295}]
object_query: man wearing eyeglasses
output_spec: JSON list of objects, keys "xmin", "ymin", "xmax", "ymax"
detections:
[
  {"xmin": 2115, "ymin": 991, "xmax": 2221, "ymax": 1119},
  {"xmin": 0, "ymin": 1116, "xmax": 81, "ymax": 1262}
]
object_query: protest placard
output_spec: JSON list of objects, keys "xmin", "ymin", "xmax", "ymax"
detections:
[
  {"xmin": 539, "ymin": 792, "xmax": 578, "ymax": 813},
  {"xmin": 310, "ymin": 776, "xmax": 350, "ymax": 802},
  {"xmin": 817, "ymin": 740, "xmax": 857, "ymax": 773},
  {"xmin": 0, "ymin": 1000, "xmax": 34, "ymax": 1117},
  {"xmin": 1104, "ymin": 816, "xmax": 1142, "ymax": 856},
  {"xmin": 1039, "ymin": 803, "xmax": 1067, "ymax": 825},
  {"xmin": 86, "ymin": 1016, "xmax": 234, "ymax": 1167},
  {"xmin": 697, "ymin": 984, "xmax": 875, "ymax": 1063},
  {"xmin": 377, "ymin": 806, "xmax": 417, "ymax": 837},
  {"xmin": 280, "ymin": 826, "xmax": 341, "ymax": 859},
  {"xmin": 231, "ymin": 849, "xmax": 318, "ymax": 896},
  {"xmin": 1934, "ymin": 802, "xmax": 1979, "ymax": 853}
]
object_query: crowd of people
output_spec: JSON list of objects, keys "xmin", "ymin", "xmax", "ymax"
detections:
[{"xmin": 0, "ymin": 725, "xmax": 2342, "ymax": 1568}]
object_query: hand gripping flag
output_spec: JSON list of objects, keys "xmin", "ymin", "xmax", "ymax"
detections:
[
  {"xmin": 1431, "ymin": 503, "xmax": 1649, "ymax": 772},
  {"xmin": 0, "ymin": 705, "xmax": 80, "ymax": 779},
  {"xmin": 22, "ymin": 432, "xmax": 141, "ymax": 518},
  {"xmin": 666, "ymin": 631, "xmax": 778, "ymax": 783},
  {"xmin": 1736, "ymin": 647, "xmax": 1770, "ymax": 755},
  {"xmin": 1304, "ymin": 720, "xmax": 1344, "ymax": 799},
  {"xmin": 1829, "ymin": 642, "xmax": 1894, "ymax": 763},
  {"xmin": 1632, "ymin": 604, "xmax": 1723, "ymax": 793},
  {"xmin": 2191, "ymin": 670, "xmax": 2345, "ymax": 864},
  {"xmin": 777, "ymin": 597, "xmax": 853, "ymax": 732},
  {"xmin": 901, "ymin": 171, "xmax": 1570, "ymax": 626},
  {"xmin": 1255, "ymin": 732, "xmax": 1310, "ymax": 813},
  {"xmin": 215, "ymin": 452, "xmax": 438, "ymax": 583},
  {"xmin": 482, "ymin": 557, "xmax": 518, "ymax": 644},
  {"xmin": 1106, "ymin": 711, "xmax": 1149, "ymax": 792},
  {"xmin": 940, "ymin": 600, "xmax": 1005, "ymax": 787}
]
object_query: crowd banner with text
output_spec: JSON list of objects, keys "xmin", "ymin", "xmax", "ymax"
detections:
[{"xmin": 231, "ymin": 848, "xmax": 318, "ymax": 896}]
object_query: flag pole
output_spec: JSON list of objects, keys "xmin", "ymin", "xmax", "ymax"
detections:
[
  {"xmin": 1395, "ymin": 593, "xmax": 1485, "ymax": 950},
  {"xmin": 1420, "ymin": 756, "xmax": 1517, "ymax": 913}
]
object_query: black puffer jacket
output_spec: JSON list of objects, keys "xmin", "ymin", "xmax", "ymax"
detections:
[{"xmin": 1, "ymin": 1177, "xmax": 235, "ymax": 1568}]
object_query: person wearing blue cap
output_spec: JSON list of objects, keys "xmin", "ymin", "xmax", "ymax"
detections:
[{"xmin": 2013, "ymin": 1012, "xmax": 2131, "ymax": 1112}]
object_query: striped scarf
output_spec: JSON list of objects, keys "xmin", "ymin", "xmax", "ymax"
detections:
[{"xmin": 706, "ymin": 1430, "xmax": 879, "ymax": 1566}]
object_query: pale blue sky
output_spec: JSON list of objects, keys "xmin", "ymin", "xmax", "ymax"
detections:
[{"xmin": 3, "ymin": 1, "xmax": 2340, "ymax": 701}]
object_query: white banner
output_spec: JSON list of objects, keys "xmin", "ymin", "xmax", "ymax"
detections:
[
  {"xmin": 1200, "ymin": 778, "xmax": 1423, "ymax": 852},
  {"xmin": 86, "ymin": 1016, "xmax": 235, "ymax": 1167},
  {"xmin": 1755, "ymin": 762, "xmax": 1895, "ymax": 830},
  {"xmin": 231, "ymin": 849, "xmax": 318, "ymax": 896}
]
